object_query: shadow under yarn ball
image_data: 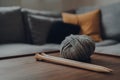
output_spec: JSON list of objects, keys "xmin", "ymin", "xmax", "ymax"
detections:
[{"xmin": 60, "ymin": 35, "xmax": 95, "ymax": 62}]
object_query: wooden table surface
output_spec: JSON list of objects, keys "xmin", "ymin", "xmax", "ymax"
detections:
[{"xmin": 0, "ymin": 52, "xmax": 120, "ymax": 80}]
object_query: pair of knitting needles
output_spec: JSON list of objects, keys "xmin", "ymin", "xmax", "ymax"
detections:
[{"xmin": 35, "ymin": 53, "xmax": 113, "ymax": 73}]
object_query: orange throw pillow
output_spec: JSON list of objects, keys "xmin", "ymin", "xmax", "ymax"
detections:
[
  {"xmin": 62, "ymin": 9, "xmax": 102, "ymax": 42},
  {"xmin": 77, "ymin": 9, "xmax": 102, "ymax": 42},
  {"xmin": 62, "ymin": 13, "xmax": 78, "ymax": 25}
]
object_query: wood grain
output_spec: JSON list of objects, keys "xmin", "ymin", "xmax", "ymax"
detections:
[{"xmin": 0, "ymin": 52, "xmax": 119, "ymax": 80}]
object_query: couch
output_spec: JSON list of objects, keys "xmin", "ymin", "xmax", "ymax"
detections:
[
  {"xmin": 0, "ymin": 6, "xmax": 79, "ymax": 59},
  {"xmin": 0, "ymin": 2, "xmax": 120, "ymax": 59}
]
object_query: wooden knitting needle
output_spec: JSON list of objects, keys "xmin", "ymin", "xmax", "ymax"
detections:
[{"xmin": 34, "ymin": 53, "xmax": 113, "ymax": 73}]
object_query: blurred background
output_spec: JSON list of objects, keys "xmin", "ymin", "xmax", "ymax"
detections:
[{"xmin": 0, "ymin": 0, "xmax": 120, "ymax": 11}]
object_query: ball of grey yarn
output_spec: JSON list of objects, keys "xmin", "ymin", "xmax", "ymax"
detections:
[{"xmin": 60, "ymin": 35, "xmax": 95, "ymax": 62}]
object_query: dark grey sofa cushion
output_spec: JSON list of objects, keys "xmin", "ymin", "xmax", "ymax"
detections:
[
  {"xmin": 0, "ymin": 43, "xmax": 60, "ymax": 59},
  {"xmin": 28, "ymin": 14, "xmax": 61, "ymax": 45},
  {"xmin": 21, "ymin": 8, "xmax": 61, "ymax": 43},
  {"xmin": 0, "ymin": 7, "xmax": 26, "ymax": 43},
  {"xmin": 76, "ymin": 2, "xmax": 120, "ymax": 41}
]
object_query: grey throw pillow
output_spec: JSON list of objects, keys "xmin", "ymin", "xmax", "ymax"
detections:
[
  {"xmin": 28, "ymin": 14, "xmax": 61, "ymax": 45},
  {"xmin": 0, "ymin": 7, "xmax": 25, "ymax": 43},
  {"xmin": 21, "ymin": 8, "xmax": 61, "ymax": 43}
]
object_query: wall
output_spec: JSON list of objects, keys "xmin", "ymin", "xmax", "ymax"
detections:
[
  {"xmin": 21, "ymin": 0, "xmax": 62, "ymax": 11},
  {"xmin": 0, "ymin": 0, "xmax": 21, "ymax": 6},
  {"xmin": 95, "ymin": 0, "xmax": 120, "ymax": 6},
  {"xmin": 0, "ymin": 0, "xmax": 120, "ymax": 11},
  {"xmin": 61, "ymin": 0, "xmax": 120, "ymax": 11},
  {"xmin": 61, "ymin": 0, "xmax": 96, "ymax": 11}
]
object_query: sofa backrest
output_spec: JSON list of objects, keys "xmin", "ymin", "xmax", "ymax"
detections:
[
  {"xmin": 101, "ymin": 3, "xmax": 120, "ymax": 41},
  {"xmin": 0, "ymin": 7, "xmax": 26, "ymax": 44},
  {"xmin": 76, "ymin": 2, "xmax": 120, "ymax": 42},
  {"xmin": 0, "ymin": 6, "xmax": 76, "ymax": 44}
]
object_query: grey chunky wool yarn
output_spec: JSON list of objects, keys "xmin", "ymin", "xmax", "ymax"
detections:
[{"xmin": 60, "ymin": 35, "xmax": 95, "ymax": 62}]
